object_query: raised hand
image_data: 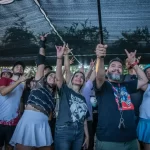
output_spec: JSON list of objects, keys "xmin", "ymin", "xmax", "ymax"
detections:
[
  {"xmin": 90, "ymin": 59, "xmax": 95, "ymax": 68},
  {"xmin": 136, "ymin": 56, "xmax": 141, "ymax": 64},
  {"xmin": 64, "ymin": 44, "xmax": 72, "ymax": 55},
  {"xmin": 125, "ymin": 49, "xmax": 137, "ymax": 65},
  {"xmin": 56, "ymin": 44, "xmax": 65, "ymax": 59},
  {"xmin": 95, "ymin": 44, "xmax": 107, "ymax": 58},
  {"xmin": 40, "ymin": 33, "xmax": 49, "ymax": 41},
  {"xmin": 18, "ymin": 74, "xmax": 29, "ymax": 83},
  {"xmin": 79, "ymin": 65, "xmax": 85, "ymax": 73},
  {"xmin": 69, "ymin": 57, "xmax": 75, "ymax": 65}
]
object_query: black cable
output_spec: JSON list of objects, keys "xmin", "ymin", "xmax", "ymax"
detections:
[{"xmin": 97, "ymin": 0, "xmax": 104, "ymax": 44}]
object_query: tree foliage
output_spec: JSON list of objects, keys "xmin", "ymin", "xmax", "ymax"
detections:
[
  {"xmin": 113, "ymin": 26, "xmax": 150, "ymax": 50},
  {"xmin": 0, "ymin": 14, "xmax": 38, "ymax": 56},
  {"xmin": 46, "ymin": 19, "xmax": 109, "ymax": 55}
]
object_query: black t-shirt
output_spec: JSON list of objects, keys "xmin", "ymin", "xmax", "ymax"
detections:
[
  {"xmin": 56, "ymin": 83, "xmax": 89, "ymax": 126},
  {"xmin": 124, "ymin": 74, "xmax": 143, "ymax": 117},
  {"xmin": 95, "ymin": 80, "xmax": 138, "ymax": 142}
]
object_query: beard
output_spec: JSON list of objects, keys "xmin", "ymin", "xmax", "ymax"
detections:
[{"xmin": 107, "ymin": 72, "xmax": 123, "ymax": 82}]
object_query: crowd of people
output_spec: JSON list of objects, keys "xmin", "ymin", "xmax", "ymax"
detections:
[{"xmin": 0, "ymin": 34, "xmax": 150, "ymax": 150}]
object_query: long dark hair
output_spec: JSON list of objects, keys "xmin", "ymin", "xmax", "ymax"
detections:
[
  {"xmin": 25, "ymin": 77, "xmax": 34, "ymax": 90},
  {"xmin": 43, "ymin": 71, "xmax": 57, "ymax": 94}
]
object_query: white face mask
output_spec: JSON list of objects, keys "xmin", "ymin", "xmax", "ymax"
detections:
[{"xmin": 90, "ymin": 96, "xmax": 97, "ymax": 107}]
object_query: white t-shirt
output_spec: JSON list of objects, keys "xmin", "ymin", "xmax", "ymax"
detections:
[
  {"xmin": 139, "ymin": 84, "xmax": 150, "ymax": 119},
  {"xmin": 0, "ymin": 77, "xmax": 24, "ymax": 125}
]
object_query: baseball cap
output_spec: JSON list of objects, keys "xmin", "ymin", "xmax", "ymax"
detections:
[
  {"xmin": 12, "ymin": 61, "xmax": 25, "ymax": 71},
  {"xmin": 144, "ymin": 64, "xmax": 150, "ymax": 72}
]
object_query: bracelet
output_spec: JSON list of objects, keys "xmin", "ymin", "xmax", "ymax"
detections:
[
  {"xmin": 57, "ymin": 57, "xmax": 62, "ymax": 59},
  {"xmin": 97, "ymin": 56, "xmax": 104, "ymax": 59},
  {"xmin": 130, "ymin": 61, "xmax": 138, "ymax": 68}
]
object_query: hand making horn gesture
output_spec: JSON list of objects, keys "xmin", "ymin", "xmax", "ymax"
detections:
[
  {"xmin": 69, "ymin": 57, "xmax": 75, "ymax": 65},
  {"xmin": 56, "ymin": 44, "xmax": 65, "ymax": 59},
  {"xmin": 125, "ymin": 49, "xmax": 139, "ymax": 68},
  {"xmin": 64, "ymin": 43, "xmax": 72, "ymax": 55},
  {"xmin": 90, "ymin": 59, "xmax": 96, "ymax": 68},
  {"xmin": 40, "ymin": 33, "xmax": 49, "ymax": 41}
]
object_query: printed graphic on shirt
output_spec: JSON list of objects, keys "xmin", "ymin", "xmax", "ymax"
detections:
[
  {"xmin": 90, "ymin": 96, "xmax": 97, "ymax": 107},
  {"xmin": 114, "ymin": 86, "xmax": 134, "ymax": 110},
  {"xmin": 69, "ymin": 94, "xmax": 88, "ymax": 122}
]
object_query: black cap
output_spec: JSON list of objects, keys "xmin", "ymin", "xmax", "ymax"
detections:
[
  {"xmin": 108, "ymin": 57, "xmax": 123, "ymax": 67},
  {"xmin": 12, "ymin": 61, "xmax": 25, "ymax": 71}
]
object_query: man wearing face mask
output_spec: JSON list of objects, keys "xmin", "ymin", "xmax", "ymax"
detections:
[
  {"xmin": 94, "ymin": 44, "xmax": 148, "ymax": 150},
  {"xmin": 0, "ymin": 61, "xmax": 26, "ymax": 150}
]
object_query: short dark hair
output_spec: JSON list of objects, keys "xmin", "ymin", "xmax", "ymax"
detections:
[
  {"xmin": 44, "ymin": 65, "xmax": 53, "ymax": 71},
  {"xmin": 108, "ymin": 57, "xmax": 123, "ymax": 68},
  {"xmin": 12, "ymin": 61, "xmax": 25, "ymax": 71}
]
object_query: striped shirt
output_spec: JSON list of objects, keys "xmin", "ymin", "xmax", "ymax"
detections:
[{"xmin": 27, "ymin": 77, "xmax": 55, "ymax": 116}]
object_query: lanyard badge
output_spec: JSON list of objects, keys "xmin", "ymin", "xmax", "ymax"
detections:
[{"xmin": 108, "ymin": 81, "xmax": 126, "ymax": 129}]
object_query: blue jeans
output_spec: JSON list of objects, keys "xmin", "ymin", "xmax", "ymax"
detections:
[{"xmin": 54, "ymin": 122, "xmax": 84, "ymax": 150}]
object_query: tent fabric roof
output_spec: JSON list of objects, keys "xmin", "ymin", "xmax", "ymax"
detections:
[{"xmin": 0, "ymin": 0, "xmax": 150, "ymax": 66}]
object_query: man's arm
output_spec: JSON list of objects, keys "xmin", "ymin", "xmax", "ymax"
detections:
[
  {"xmin": 125, "ymin": 49, "xmax": 148, "ymax": 90},
  {"xmin": 141, "ymin": 84, "xmax": 148, "ymax": 91},
  {"xmin": 0, "ymin": 76, "xmax": 26, "ymax": 96},
  {"xmin": 133, "ymin": 65, "xmax": 148, "ymax": 89},
  {"xmin": 95, "ymin": 44, "xmax": 107, "ymax": 89},
  {"xmin": 96, "ymin": 58, "xmax": 105, "ymax": 89}
]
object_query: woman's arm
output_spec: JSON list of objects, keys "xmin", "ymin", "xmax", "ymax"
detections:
[
  {"xmin": 83, "ymin": 120, "xmax": 89, "ymax": 149},
  {"xmin": 64, "ymin": 45, "xmax": 72, "ymax": 84},
  {"xmin": 85, "ymin": 59, "xmax": 95, "ymax": 81},
  {"xmin": 56, "ymin": 45, "xmax": 65, "ymax": 89},
  {"xmin": 35, "ymin": 35, "xmax": 47, "ymax": 81}
]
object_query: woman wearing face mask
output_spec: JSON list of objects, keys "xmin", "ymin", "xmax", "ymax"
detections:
[
  {"xmin": 10, "ymin": 35, "xmax": 56, "ymax": 150},
  {"xmin": 55, "ymin": 45, "xmax": 89, "ymax": 150}
]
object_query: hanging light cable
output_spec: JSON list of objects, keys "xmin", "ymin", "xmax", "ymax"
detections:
[{"xmin": 33, "ymin": 0, "xmax": 82, "ymax": 65}]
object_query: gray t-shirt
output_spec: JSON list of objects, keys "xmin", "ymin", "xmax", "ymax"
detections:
[{"xmin": 56, "ymin": 83, "xmax": 89, "ymax": 125}]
